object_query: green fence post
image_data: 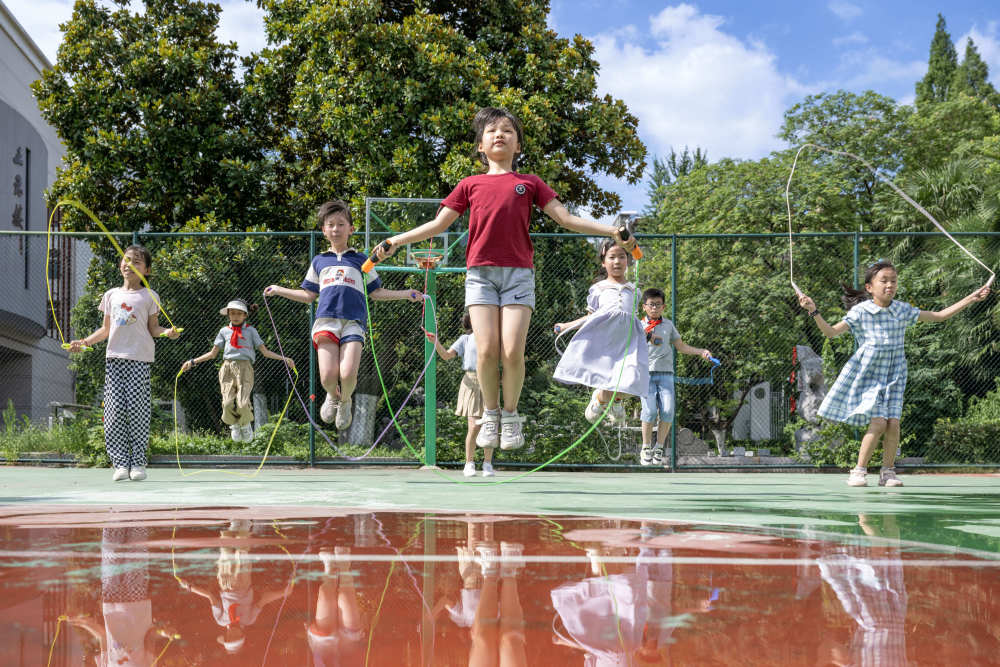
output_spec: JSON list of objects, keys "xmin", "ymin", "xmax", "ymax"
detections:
[
  {"xmin": 670, "ymin": 235, "xmax": 678, "ymax": 470},
  {"xmin": 853, "ymin": 231, "xmax": 860, "ymax": 288},
  {"xmin": 423, "ymin": 269, "xmax": 438, "ymax": 467},
  {"xmin": 308, "ymin": 232, "xmax": 316, "ymax": 465}
]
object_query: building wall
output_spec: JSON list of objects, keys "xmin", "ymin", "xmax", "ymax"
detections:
[{"xmin": 0, "ymin": 1, "xmax": 78, "ymax": 422}]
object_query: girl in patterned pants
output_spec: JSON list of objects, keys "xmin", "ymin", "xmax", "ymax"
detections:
[
  {"xmin": 69, "ymin": 245, "xmax": 181, "ymax": 481},
  {"xmin": 797, "ymin": 260, "xmax": 989, "ymax": 488}
]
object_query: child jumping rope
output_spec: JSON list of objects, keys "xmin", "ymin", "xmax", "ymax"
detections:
[
  {"xmin": 180, "ymin": 299, "xmax": 295, "ymax": 442},
  {"xmin": 68, "ymin": 245, "xmax": 181, "ymax": 481},
  {"xmin": 265, "ymin": 200, "xmax": 422, "ymax": 431},
  {"xmin": 798, "ymin": 260, "xmax": 990, "ymax": 487},
  {"xmin": 426, "ymin": 311, "xmax": 495, "ymax": 477},
  {"xmin": 638, "ymin": 287, "xmax": 713, "ymax": 467},
  {"xmin": 372, "ymin": 107, "xmax": 635, "ymax": 450},
  {"xmin": 553, "ymin": 242, "xmax": 649, "ymax": 426}
]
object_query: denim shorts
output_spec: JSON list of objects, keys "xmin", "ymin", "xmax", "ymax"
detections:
[
  {"xmin": 640, "ymin": 371, "xmax": 675, "ymax": 423},
  {"xmin": 465, "ymin": 266, "xmax": 535, "ymax": 310}
]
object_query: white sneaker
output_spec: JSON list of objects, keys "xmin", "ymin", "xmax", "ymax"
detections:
[
  {"xmin": 610, "ymin": 400, "xmax": 626, "ymax": 423},
  {"xmin": 336, "ymin": 396, "xmax": 353, "ymax": 430},
  {"xmin": 879, "ymin": 468, "xmax": 903, "ymax": 487},
  {"xmin": 320, "ymin": 393, "xmax": 339, "ymax": 423},
  {"xmin": 500, "ymin": 412, "xmax": 525, "ymax": 450},
  {"xmin": 129, "ymin": 466, "xmax": 147, "ymax": 481},
  {"xmin": 476, "ymin": 545, "xmax": 499, "ymax": 577},
  {"xmin": 584, "ymin": 390, "xmax": 606, "ymax": 424},
  {"xmin": 112, "ymin": 467, "xmax": 130, "ymax": 481},
  {"xmin": 240, "ymin": 424, "xmax": 254, "ymax": 441},
  {"xmin": 651, "ymin": 446, "xmax": 664, "ymax": 466},
  {"xmin": 476, "ymin": 411, "xmax": 500, "ymax": 448},
  {"xmin": 639, "ymin": 446, "xmax": 653, "ymax": 466},
  {"xmin": 463, "ymin": 462, "xmax": 476, "ymax": 477},
  {"xmin": 500, "ymin": 541, "xmax": 525, "ymax": 578},
  {"xmin": 230, "ymin": 424, "xmax": 243, "ymax": 442},
  {"xmin": 482, "ymin": 462, "xmax": 495, "ymax": 477},
  {"xmin": 847, "ymin": 467, "xmax": 868, "ymax": 487}
]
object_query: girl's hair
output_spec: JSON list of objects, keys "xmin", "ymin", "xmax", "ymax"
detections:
[
  {"xmin": 123, "ymin": 244, "xmax": 152, "ymax": 269},
  {"xmin": 595, "ymin": 239, "xmax": 631, "ymax": 280},
  {"xmin": 245, "ymin": 303, "xmax": 260, "ymax": 318},
  {"xmin": 472, "ymin": 107, "xmax": 524, "ymax": 170},
  {"xmin": 461, "ymin": 311, "xmax": 472, "ymax": 333},
  {"xmin": 317, "ymin": 200, "xmax": 353, "ymax": 228},
  {"xmin": 841, "ymin": 259, "xmax": 896, "ymax": 309}
]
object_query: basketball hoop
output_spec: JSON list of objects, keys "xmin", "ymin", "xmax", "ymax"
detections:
[{"xmin": 410, "ymin": 248, "xmax": 445, "ymax": 269}]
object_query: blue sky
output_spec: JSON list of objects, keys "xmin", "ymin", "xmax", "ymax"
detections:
[{"xmin": 10, "ymin": 1, "xmax": 1000, "ymax": 213}]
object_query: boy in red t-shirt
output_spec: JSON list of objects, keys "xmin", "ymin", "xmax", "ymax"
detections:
[{"xmin": 374, "ymin": 107, "xmax": 635, "ymax": 453}]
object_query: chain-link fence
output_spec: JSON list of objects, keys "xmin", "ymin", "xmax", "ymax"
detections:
[{"xmin": 2, "ymin": 218, "xmax": 998, "ymax": 469}]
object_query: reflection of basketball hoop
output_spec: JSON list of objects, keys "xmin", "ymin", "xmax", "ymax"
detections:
[{"xmin": 410, "ymin": 249, "xmax": 445, "ymax": 269}]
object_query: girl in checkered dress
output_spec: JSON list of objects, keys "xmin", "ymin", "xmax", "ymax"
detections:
[
  {"xmin": 798, "ymin": 260, "xmax": 990, "ymax": 488},
  {"xmin": 68, "ymin": 245, "xmax": 181, "ymax": 482}
]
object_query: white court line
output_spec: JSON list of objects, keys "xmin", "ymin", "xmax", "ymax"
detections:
[{"xmin": 2, "ymin": 550, "xmax": 1000, "ymax": 568}]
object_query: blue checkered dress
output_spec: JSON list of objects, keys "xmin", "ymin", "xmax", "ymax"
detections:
[{"xmin": 818, "ymin": 299, "xmax": 921, "ymax": 426}]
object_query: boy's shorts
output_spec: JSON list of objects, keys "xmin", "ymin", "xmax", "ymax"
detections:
[
  {"xmin": 465, "ymin": 266, "xmax": 535, "ymax": 310},
  {"xmin": 640, "ymin": 371, "xmax": 675, "ymax": 423},
  {"xmin": 311, "ymin": 317, "xmax": 365, "ymax": 349}
]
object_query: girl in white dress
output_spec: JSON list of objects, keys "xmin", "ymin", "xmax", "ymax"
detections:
[{"xmin": 554, "ymin": 242, "xmax": 649, "ymax": 424}]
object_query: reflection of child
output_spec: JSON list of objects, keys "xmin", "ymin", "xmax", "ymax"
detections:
[
  {"xmin": 308, "ymin": 547, "xmax": 364, "ymax": 667},
  {"xmin": 554, "ymin": 242, "xmax": 648, "ymax": 425},
  {"xmin": 66, "ymin": 527, "xmax": 173, "ymax": 666},
  {"xmin": 176, "ymin": 520, "xmax": 294, "ymax": 656},
  {"xmin": 427, "ymin": 311, "xmax": 495, "ymax": 477},
  {"xmin": 181, "ymin": 300, "xmax": 294, "ymax": 442}
]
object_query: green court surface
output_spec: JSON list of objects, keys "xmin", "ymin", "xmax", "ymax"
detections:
[{"xmin": 2, "ymin": 467, "xmax": 998, "ymax": 553}]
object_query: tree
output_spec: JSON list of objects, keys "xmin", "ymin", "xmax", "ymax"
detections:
[
  {"xmin": 643, "ymin": 147, "xmax": 707, "ymax": 217},
  {"xmin": 32, "ymin": 0, "xmax": 266, "ymax": 234},
  {"xmin": 915, "ymin": 14, "xmax": 958, "ymax": 107},
  {"xmin": 952, "ymin": 38, "xmax": 1000, "ymax": 108},
  {"xmin": 247, "ymin": 0, "xmax": 646, "ymax": 227}
]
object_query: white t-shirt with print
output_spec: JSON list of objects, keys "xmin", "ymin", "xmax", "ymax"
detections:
[{"xmin": 99, "ymin": 287, "xmax": 160, "ymax": 363}]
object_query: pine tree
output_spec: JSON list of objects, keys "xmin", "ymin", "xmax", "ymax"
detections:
[
  {"xmin": 643, "ymin": 147, "xmax": 707, "ymax": 217},
  {"xmin": 915, "ymin": 14, "xmax": 958, "ymax": 107},
  {"xmin": 951, "ymin": 38, "xmax": 1000, "ymax": 107}
]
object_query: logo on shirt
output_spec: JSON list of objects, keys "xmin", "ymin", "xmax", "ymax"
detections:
[
  {"xmin": 514, "ymin": 183, "xmax": 527, "ymax": 195},
  {"xmin": 111, "ymin": 302, "xmax": 137, "ymax": 327},
  {"xmin": 322, "ymin": 268, "xmax": 357, "ymax": 287}
]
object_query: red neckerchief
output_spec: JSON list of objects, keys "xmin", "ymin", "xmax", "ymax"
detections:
[
  {"xmin": 230, "ymin": 325, "xmax": 245, "ymax": 349},
  {"xmin": 227, "ymin": 602, "xmax": 241, "ymax": 626},
  {"xmin": 644, "ymin": 317, "xmax": 662, "ymax": 341}
]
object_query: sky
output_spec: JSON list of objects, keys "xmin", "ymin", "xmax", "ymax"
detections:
[{"xmin": 8, "ymin": 0, "xmax": 1000, "ymax": 213}]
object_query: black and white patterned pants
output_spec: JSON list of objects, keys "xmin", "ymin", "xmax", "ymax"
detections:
[
  {"xmin": 104, "ymin": 358, "xmax": 152, "ymax": 468},
  {"xmin": 101, "ymin": 526, "xmax": 150, "ymax": 602}
]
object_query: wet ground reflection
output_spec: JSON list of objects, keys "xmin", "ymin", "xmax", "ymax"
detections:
[{"xmin": 1, "ymin": 507, "xmax": 998, "ymax": 665}]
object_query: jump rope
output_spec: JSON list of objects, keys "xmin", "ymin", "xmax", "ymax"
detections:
[
  {"xmin": 45, "ymin": 199, "xmax": 299, "ymax": 478},
  {"xmin": 785, "ymin": 143, "xmax": 996, "ymax": 296}
]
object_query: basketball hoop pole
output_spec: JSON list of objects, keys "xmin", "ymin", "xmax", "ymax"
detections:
[{"xmin": 423, "ymin": 265, "xmax": 438, "ymax": 468}]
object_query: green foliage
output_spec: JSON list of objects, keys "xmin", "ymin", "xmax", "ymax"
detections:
[
  {"xmin": 964, "ymin": 378, "xmax": 1000, "ymax": 422},
  {"xmin": 784, "ymin": 418, "xmax": 861, "ymax": 468},
  {"xmin": 930, "ymin": 420, "xmax": 1000, "ymax": 464},
  {"xmin": 915, "ymin": 14, "xmax": 958, "ymax": 107}
]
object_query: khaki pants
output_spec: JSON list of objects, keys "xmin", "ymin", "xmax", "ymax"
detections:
[{"xmin": 219, "ymin": 359, "xmax": 254, "ymax": 426}]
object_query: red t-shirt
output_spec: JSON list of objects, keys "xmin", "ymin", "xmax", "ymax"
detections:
[{"xmin": 441, "ymin": 172, "xmax": 558, "ymax": 269}]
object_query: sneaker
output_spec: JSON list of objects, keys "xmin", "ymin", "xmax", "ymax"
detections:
[
  {"xmin": 463, "ymin": 462, "xmax": 476, "ymax": 477},
  {"xmin": 230, "ymin": 424, "xmax": 243, "ymax": 442},
  {"xmin": 651, "ymin": 446, "xmax": 664, "ymax": 466},
  {"xmin": 610, "ymin": 400, "xmax": 626, "ymax": 424},
  {"xmin": 476, "ymin": 544, "xmax": 499, "ymax": 577},
  {"xmin": 320, "ymin": 393, "xmax": 339, "ymax": 423},
  {"xmin": 129, "ymin": 466, "xmax": 147, "ymax": 481},
  {"xmin": 584, "ymin": 390, "xmax": 606, "ymax": 424},
  {"xmin": 500, "ymin": 541, "xmax": 525, "ymax": 578},
  {"xmin": 878, "ymin": 468, "xmax": 903, "ymax": 487},
  {"xmin": 640, "ymin": 446, "xmax": 653, "ymax": 466},
  {"xmin": 335, "ymin": 396, "xmax": 353, "ymax": 430},
  {"xmin": 112, "ymin": 467, "xmax": 130, "ymax": 481},
  {"xmin": 476, "ymin": 410, "xmax": 500, "ymax": 449},
  {"xmin": 500, "ymin": 412, "xmax": 525, "ymax": 450},
  {"xmin": 481, "ymin": 462, "xmax": 495, "ymax": 478},
  {"xmin": 847, "ymin": 467, "xmax": 868, "ymax": 487},
  {"xmin": 240, "ymin": 424, "xmax": 254, "ymax": 441}
]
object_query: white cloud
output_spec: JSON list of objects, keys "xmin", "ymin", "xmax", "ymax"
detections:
[
  {"xmin": 827, "ymin": 1, "xmax": 862, "ymax": 21},
  {"xmin": 833, "ymin": 48, "xmax": 926, "ymax": 92},
  {"xmin": 956, "ymin": 22, "xmax": 1000, "ymax": 87},
  {"xmin": 832, "ymin": 31, "xmax": 868, "ymax": 48},
  {"xmin": 591, "ymin": 4, "xmax": 810, "ymax": 166}
]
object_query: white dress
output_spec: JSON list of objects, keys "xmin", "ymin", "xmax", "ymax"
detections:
[{"xmin": 553, "ymin": 280, "xmax": 649, "ymax": 397}]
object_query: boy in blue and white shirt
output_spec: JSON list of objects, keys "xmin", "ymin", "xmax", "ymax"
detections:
[{"xmin": 265, "ymin": 200, "xmax": 422, "ymax": 430}]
